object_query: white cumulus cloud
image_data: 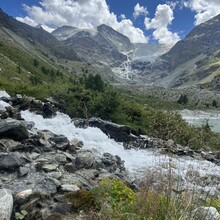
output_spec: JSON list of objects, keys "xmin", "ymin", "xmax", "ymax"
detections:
[
  {"xmin": 16, "ymin": 0, "xmax": 148, "ymax": 43},
  {"xmin": 120, "ymin": 14, "xmax": 126, "ymax": 20},
  {"xmin": 144, "ymin": 4, "xmax": 180, "ymax": 46},
  {"xmin": 183, "ymin": 0, "xmax": 220, "ymax": 25},
  {"xmin": 133, "ymin": 3, "xmax": 148, "ymax": 19}
]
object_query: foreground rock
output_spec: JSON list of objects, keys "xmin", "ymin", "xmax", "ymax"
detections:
[
  {"xmin": 0, "ymin": 119, "xmax": 29, "ymax": 140},
  {"xmin": 0, "ymin": 153, "xmax": 22, "ymax": 171},
  {"xmin": 0, "ymin": 189, "xmax": 13, "ymax": 220},
  {"xmin": 0, "ymin": 118, "xmax": 127, "ymax": 219}
]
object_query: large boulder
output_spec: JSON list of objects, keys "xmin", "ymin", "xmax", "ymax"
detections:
[
  {"xmin": 74, "ymin": 118, "xmax": 135, "ymax": 142},
  {"xmin": 0, "ymin": 189, "xmax": 13, "ymax": 220},
  {"xmin": 0, "ymin": 119, "xmax": 29, "ymax": 140},
  {"xmin": 75, "ymin": 150, "xmax": 96, "ymax": 169}
]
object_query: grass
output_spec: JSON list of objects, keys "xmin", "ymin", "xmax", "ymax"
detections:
[{"xmin": 62, "ymin": 165, "xmax": 219, "ymax": 220}]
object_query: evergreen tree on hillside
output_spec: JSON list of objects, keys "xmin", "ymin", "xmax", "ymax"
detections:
[
  {"xmin": 84, "ymin": 74, "xmax": 104, "ymax": 92},
  {"xmin": 177, "ymin": 94, "xmax": 188, "ymax": 104},
  {"xmin": 212, "ymin": 99, "xmax": 218, "ymax": 108}
]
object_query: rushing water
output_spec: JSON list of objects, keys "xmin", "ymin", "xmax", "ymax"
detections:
[
  {"xmin": 0, "ymin": 91, "xmax": 11, "ymax": 110},
  {"xmin": 180, "ymin": 109, "xmax": 220, "ymax": 133},
  {"xmin": 21, "ymin": 110, "xmax": 220, "ymax": 182}
]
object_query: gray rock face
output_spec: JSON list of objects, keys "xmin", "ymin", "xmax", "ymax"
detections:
[
  {"xmin": 49, "ymin": 135, "xmax": 70, "ymax": 150},
  {"xmin": 75, "ymin": 150, "xmax": 96, "ymax": 169},
  {"xmin": 0, "ymin": 119, "xmax": 29, "ymax": 140},
  {"xmin": 0, "ymin": 139, "xmax": 20, "ymax": 152},
  {"xmin": 74, "ymin": 117, "xmax": 134, "ymax": 142},
  {"xmin": 0, "ymin": 189, "xmax": 13, "ymax": 220},
  {"xmin": 53, "ymin": 24, "xmax": 133, "ymax": 68}
]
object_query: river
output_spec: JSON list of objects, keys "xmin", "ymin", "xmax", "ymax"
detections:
[{"xmin": 180, "ymin": 109, "xmax": 220, "ymax": 133}]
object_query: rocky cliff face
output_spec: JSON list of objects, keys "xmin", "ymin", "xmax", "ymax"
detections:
[
  {"xmin": 53, "ymin": 24, "xmax": 133, "ymax": 67},
  {"xmin": 141, "ymin": 14, "xmax": 220, "ymax": 88},
  {"xmin": 52, "ymin": 24, "xmax": 170, "ymax": 80}
]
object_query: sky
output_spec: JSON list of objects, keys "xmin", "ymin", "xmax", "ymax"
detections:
[{"xmin": 0, "ymin": 0, "xmax": 220, "ymax": 46}]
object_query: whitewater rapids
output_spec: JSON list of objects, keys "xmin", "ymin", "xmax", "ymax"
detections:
[{"xmin": 21, "ymin": 110, "xmax": 220, "ymax": 184}]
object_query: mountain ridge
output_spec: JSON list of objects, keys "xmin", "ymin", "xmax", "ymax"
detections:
[{"xmin": 0, "ymin": 8, "xmax": 81, "ymax": 61}]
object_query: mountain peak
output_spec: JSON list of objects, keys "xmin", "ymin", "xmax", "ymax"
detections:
[
  {"xmin": 97, "ymin": 24, "xmax": 112, "ymax": 30},
  {"xmin": 35, "ymin": 24, "xmax": 44, "ymax": 29}
]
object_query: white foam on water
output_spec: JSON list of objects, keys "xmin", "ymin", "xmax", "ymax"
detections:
[
  {"xmin": 0, "ymin": 91, "xmax": 11, "ymax": 110},
  {"xmin": 0, "ymin": 91, "xmax": 10, "ymax": 98},
  {"xmin": 21, "ymin": 110, "xmax": 220, "ymax": 183},
  {"xmin": 0, "ymin": 100, "xmax": 10, "ymax": 110}
]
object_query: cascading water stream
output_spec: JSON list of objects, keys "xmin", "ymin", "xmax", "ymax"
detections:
[{"xmin": 21, "ymin": 110, "xmax": 220, "ymax": 183}]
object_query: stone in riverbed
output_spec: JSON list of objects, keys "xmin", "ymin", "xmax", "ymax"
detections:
[
  {"xmin": 19, "ymin": 167, "xmax": 30, "ymax": 177},
  {"xmin": 49, "ymin": 135, "xmax": 70, "ymax": 150},
  {"xmin": 15, "ymin": 189, "xmax": 33, "ymax": 205},
  {"xmin": 0, "ymin": 153, "xmax": 22, "ymax": 171},
  {"xmin": 0, "ymin": 189, "xmax": 13, "ymax": 220},
  {"xmin": 61, "ymin": 184, "xmax": 80, "ymax": 192},
  {"xmin": 42, "ymin": 164, "xmax": 59, "ymax": 172},
  {"xmin": 0, "ymin": 119, "xmax": 29, "ymax": 141},
  {"xmin": 75, "ymin": 150, "xmax": 96, "ymax": 169},
  {"xmin": 64, "ymin": 163, "xmax": 77, "ymax": 173},
  {"xmin": 0, "ymin": 139, "xmax": 20, "ymax": 152},
  {"xmin": 55, "ymin": 154, "xmax": 67, "ymax": 164}
]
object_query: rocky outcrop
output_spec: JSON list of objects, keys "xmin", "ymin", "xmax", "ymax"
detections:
[
  {"xmin": 74, "ymin": 117, "xmax": 135, "ymax": 142},
  {"xmin": 0, "ymin": 93, "xmax": 63, "ymax": 119},
  {"xmin": 0, "ymin": 117, "xmax": 127, "ymax": 219},
  {"xmin": 0, "ymin": 189, "xmax": 13, "ymax": 220}
]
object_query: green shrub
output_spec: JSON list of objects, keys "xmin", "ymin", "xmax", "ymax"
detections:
[
  {"xmin": 64, "ymin": 190, "xmax": 96, "ymax": 211},
  {"xmin": 206, "ymin": 197, "xmax": 220, "ymax": 212},
  {"xmin": 92, "ymin": 178, "xmax": 135, "ymax": 220}
]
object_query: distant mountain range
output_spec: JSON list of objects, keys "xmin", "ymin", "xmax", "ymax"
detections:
[
  {"xmin": 0, "ymin": 8, "xmax": 219, "ymax": 90},
  {"xmin": 52, "ymin": 15, "xmax": 220, "ymax": 89}
]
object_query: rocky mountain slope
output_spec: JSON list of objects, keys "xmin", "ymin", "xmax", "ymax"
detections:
[
  {"xmin": 52, "ymin": 14, "xmax": 220, "ymax": 89},
  {"xmin": 0, "ymin": 9, "xmax": 114, "ymax": 97},
  {"xmin": 52, "ymin": 24, "xmax": 170, "ymax": 79},
  {"xmin": 0, "ymin": 9, "xmax": 81, "ymax": 61},
  {"xmin": 53, "ymin": 24, "xmax": 133, "ymax": 67},
  {"xmin": 138, "ymin": 14, "xmax": 220, "ymax": 88}
]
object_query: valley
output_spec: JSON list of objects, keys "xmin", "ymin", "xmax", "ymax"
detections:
[{"xmin": 0, "ymin": 7, "xmax": 219, "ymax": 220}]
